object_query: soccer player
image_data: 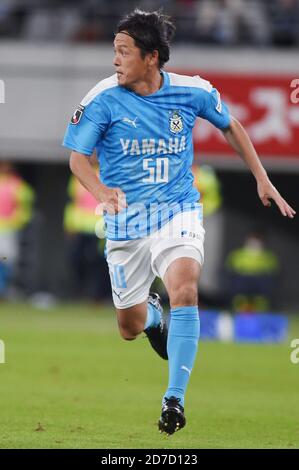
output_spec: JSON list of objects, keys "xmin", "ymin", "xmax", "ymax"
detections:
[{"xmin": 63, "ymin": 10, "xmax": 296, "ymax": 435}]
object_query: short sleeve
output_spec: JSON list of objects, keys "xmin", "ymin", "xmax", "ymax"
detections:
[
  {"xmin": 63, "ymin": 95, "xmax": 110, "ymax": 156},
  {"xmin": 194, "ymin": 86, "xmax": 231, "ymax": 130}
]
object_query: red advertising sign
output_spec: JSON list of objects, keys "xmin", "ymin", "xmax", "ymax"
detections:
[{"xmin": 174, "ymin": 71, "xmax": 299, "ymax": 160}]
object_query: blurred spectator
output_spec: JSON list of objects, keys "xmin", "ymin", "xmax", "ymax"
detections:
[
  {"xmin": 0, "ymin": 161, "xmax": 34, "ymax": 298},
  {"xmin": 64, "ymin": 172, "xmax": 111, "ymax": 302},
  {"xmin": 0, "ymin": 0, "xmax": 21, "ymax": 38},
  {"xmin": 195, "ymin": 0, "xmax": 270, "ymax": 46},
  {"xmin": 22, "ymin": 1, "xmax": 82, "ymax": 42},
  {"xmin": 0, "ymin": 1, "xmax": 11, "ymax": 36},
  {"xmin": 192, "ymin": 164, "xmax": 222, "ymax": 217},
  {"xmin": 240, "ymin": 0, "xmax": 271, "ymax": 46},
  {"xmin": 173, "ymin": 0, "xmax": 197, "ymax": 42},
  {"xmin": 269, "ymin": 0, "xmax": 299, "ymax": 47},
  {"xmin": 195, "ymin": 0, "xmax": 238, "ymax": 44},
  {"xmin": 225, "ymin": 231, "xmax": 280, "ymax": 312},
  {"xmin": 0, "ymin": 1, "xmax": 298, "ymax": 47},
  {"xmin": 192, "ymin": 164, "xmax": 224, "ymax": 303},
  {"xmin": 72, "ymin": 8, "xmax": 107, "ymax": 43}
]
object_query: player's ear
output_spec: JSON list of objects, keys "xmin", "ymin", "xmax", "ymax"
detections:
[{"xmin": 149, "ymin": 50, "xmax": 159, "ymax": 67}]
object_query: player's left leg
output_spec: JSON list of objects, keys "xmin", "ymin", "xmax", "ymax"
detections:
[{"xmin": 158, "ymin": 256, "xmax": 201, "ymax": 435}]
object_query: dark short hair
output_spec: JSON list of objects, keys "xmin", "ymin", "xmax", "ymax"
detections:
[{"xmin": 116, "ymin": 9, "xmax": 175, "ymax": 68}]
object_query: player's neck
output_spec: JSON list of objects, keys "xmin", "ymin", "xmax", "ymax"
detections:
[{"xmin": 130, "ymin": 70, "xmax": 163, "ymax": 96}]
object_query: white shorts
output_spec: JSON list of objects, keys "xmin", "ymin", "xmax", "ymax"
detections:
[{"xmin": 106, "ymin": 209, "xmax": 205, "ymax": 309}]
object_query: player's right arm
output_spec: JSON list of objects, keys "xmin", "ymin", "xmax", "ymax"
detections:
[
  {"xmin": 69, "ymin": 151, "xmax": 126, "ymax": 214},
  {"xmin": 63, "ymin": 83, "xmax": 126, "ymax": 214}
]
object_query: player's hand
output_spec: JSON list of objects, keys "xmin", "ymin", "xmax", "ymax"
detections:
[
  {"xmin": 98, "ymin": 185, "xmax": 127, "ymax": 215},
  {"xmin": 257, "ymin": 177, "xmax": 296, "ymax": 218}
]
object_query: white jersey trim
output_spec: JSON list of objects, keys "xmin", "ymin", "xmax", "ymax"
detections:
[
  {"xmin": 81, "ymin": 74, "xmax": 118, "ymax": 106},
  {"xmin": 168, "ymin": 72, "xmax": 213, "ymax": 93}
]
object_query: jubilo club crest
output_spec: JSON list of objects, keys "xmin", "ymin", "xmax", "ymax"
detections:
[{"xmin": 169, "ymin": 110, "xmax": 183, "ymax": 134}]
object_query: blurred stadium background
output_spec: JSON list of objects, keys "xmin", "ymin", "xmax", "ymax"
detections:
[{"xmin": 0, "ymin": 0, "xmax": 299, "ymax": 449}]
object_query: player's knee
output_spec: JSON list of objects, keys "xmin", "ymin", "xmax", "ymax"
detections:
[
  {"xmin": 116, "ymin": 306, "xmax": 146, "ymax": 340},
  {"xmin": 169, "ymin": 283, "xmax": 198, "ymax": 307},
  {"xmin": 119, "ymin": 331, "xmax": 137, "ymax": 341},
  {"xmin": 118, "ymin": 322, "xmax": 141, "ymax": 341}
]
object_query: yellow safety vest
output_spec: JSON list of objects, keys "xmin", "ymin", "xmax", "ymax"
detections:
[
  {"xmin": 0, "ymin": 174, "xmax": 34, "ymax": 232},
  {"xmin": 192, "ymin": 165, "xmax": 222, "ymax": 217},
  {"xmin": 226, "ymin": 247, "xmax": 279, "ymax": 276},
  {"xmin": 64, "ymin": 176, "xmax": 104, "ymax": 235}
]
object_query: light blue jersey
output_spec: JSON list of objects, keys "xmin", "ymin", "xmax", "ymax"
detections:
[{"xmin": 63, "ymin": 71, "xmax": 231, "ymax": 240}]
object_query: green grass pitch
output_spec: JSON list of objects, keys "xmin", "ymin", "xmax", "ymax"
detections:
[{"xmin": 0, "ymin": 302, "xmax": 298, "ymax": 449}]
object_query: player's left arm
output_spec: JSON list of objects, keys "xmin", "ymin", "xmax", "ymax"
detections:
[{"xmin": 222, "ymin": 116, "xmax": 296, "ymax": 218}]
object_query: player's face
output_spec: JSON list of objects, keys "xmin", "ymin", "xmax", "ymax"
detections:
[{"xmin": 113, "ymin": 32, "xmax": 151, "ymax": 89}]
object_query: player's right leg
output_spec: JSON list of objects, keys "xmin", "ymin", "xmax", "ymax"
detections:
[
  {"xmin": 115, "ymin": 300, "xmax": 147, "ymax": 340},
  {"xmin": 105, "ymin": 239, "xmax": 168, "ymax": 358},
  {"xmin": 116, "ymin": 293, "xmax": 168, "ymax": 359}
]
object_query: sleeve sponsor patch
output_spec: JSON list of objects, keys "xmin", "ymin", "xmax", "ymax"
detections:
[{"xmin": 70, "ymin": 104, "xmax": 85, "ymax": 124}]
